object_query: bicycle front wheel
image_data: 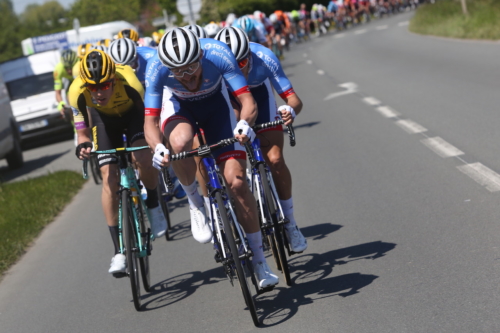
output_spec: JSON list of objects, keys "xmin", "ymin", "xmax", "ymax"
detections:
[
  {"xmin": 137, "ymin": 203, "xmax": 151, "ymax": 292},
  {"xmin": 90, "ymin": 155, "xmax": 102, "ymax": 185},
  {"xmin": 157, "ymin": 170, "xmax": 172, "ymax": 240},
  {"xmin": 258, "ymin": 164, "xmax": 292, "ymax": 286},
  {"xmin": 214, "ymin": 192, "xmax": 259, "ymax": 327},
  {"xmin": 123, "ymin": 191, "xmax": 141, "ymax": 311}
]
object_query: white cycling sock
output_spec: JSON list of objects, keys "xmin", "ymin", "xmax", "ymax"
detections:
[
  {"xmin": 280, "ymin": 197, "xmax": 297, "ymax": 231},
  {"xmin": 246, "ymin": 231, "xmax": 265, "ymax": 263},
  {"xmin": 180, "ymin": 180, "xmax": 204, "ymax": 209}
]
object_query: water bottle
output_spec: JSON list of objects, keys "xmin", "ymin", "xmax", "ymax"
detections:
[{"xmin": 140, "ymin": 180, "xmax": 148, "ymax": 200}]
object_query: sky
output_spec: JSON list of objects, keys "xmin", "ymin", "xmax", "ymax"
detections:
[{"xmin": 13, "ymin": 0, "xmax": 76, "ymax": 15}]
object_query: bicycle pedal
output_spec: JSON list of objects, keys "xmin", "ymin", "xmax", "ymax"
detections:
[{"xmin": 112, "ymin": 272, "xmax": 127, "ymax": 279}]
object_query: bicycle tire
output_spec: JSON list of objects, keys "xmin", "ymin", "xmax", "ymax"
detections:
[
  {"xmin": 123, "ymin": 190, "xmax": 141, "ymax": 311},
  {"xmin": 157, "ymin": 170, "xmax": 171, "ymax": 240},
  {"xmin": 137, "ymin": 203, "xmax": 151, "ymax": 292},
  {"xmin": 214, "ymin": 191, "xmax": 259, "ymax": 327},
  {"xmin": 258, "ymin": 164, "xmax": 292, "ymax": 286},
  {"xmin": 90, "ymin": 155, "xmax": 102, "ymax": 185}
]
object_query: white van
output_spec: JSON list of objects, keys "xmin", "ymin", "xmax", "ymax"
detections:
[
  {"xmin": 0, "ymin": 71, "xmax": 23, "ymax": 170},
  {"xmin": 0, "ymin": 50, "xmax": 74, "ymax": 145}
]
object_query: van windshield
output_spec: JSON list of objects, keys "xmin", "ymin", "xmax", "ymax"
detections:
[{"xmin": 6, "ymin": 72, "xmax": 54, "ymax": 101}]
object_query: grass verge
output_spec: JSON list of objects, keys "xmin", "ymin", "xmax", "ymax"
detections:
[
  {"xmin": 409, "ymin": 0, "xmax": 500, "ymax": 40},
  {"xmin": 0, "ymin": 171, "xmax": 87, "ymax": 276}
]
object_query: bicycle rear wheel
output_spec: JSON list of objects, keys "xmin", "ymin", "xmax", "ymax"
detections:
[
  {"xmin": 214, "ymin": 192, "xmax": 259, "ymax": 327},
  {"xmin": 137, "ymin": 203, "xmax": 151, "ymax": 292},
  {"xmin": 123, "ymin": 191, "xmax": 141, "ymax": 311},
  {"xmin": 258, "ymin": 164, "xmax": 292, "ymax": 286}
]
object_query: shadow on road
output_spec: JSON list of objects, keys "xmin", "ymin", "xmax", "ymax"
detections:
[
  {"xmin": 258, "ymin": 240, "xmax": 396, "ymax": 327},
  {"xmin": 0, "ymin": 149, "xmax": 70, "ymax": 183},
  {"xmin": 300, "ymin": 223, "xmax": 342, "ymax": 240}
]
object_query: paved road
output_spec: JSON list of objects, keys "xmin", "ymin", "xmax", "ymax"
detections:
[{"xmin": 2, "ymin": 11, "xmax": 500, "ymax": 333}]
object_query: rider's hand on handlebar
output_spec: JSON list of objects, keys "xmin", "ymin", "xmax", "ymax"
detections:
[
  {"xmin": 234, "ymin": 120, "xmax": 256, "ymax": 144},
  {"xmin": 75, "ymin": 142, "xmax": 93, "ymax": 160},
  {"xmin": 153, "ymin": 143, "xmax": 170, "ymax": 170},
  {"xmin": 278, "ymin": 105, "xmax": 296, "ymax": 126}
]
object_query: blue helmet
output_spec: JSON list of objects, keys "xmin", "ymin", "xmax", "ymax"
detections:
[{"xmin": 235, "ymin": 16, "xmax": 255, "ymax": 35}]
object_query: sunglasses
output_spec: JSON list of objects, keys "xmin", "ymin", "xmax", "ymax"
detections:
[
  {"xmin": 87, "ymin": 81, "xmax": 113, "ymax": 92},
  {"xmin": 171, "ymin": 61, "xmax": 200, "ymax": 77},
  {"xmin": 238, "ymin": 58, "xmax": 249, "ymax": 69}
]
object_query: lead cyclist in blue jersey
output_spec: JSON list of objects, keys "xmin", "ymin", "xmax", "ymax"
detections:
[
  {"xmin": 143, "ymin": 28, "xmax": 279, "ymax": 288},
  {"xmin": 215, "ymin": 27, "xmax": 307, "ymax": 253}
]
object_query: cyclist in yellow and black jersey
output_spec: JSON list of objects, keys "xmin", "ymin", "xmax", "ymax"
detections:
[{"xmin": 70, "ymin": 50, "xmax": 167, "ymax": 275}]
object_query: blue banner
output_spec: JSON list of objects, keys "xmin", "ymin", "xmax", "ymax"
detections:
[{"xmin": 32, "ymin": 32, "xmax": 69, "ymax": 53}]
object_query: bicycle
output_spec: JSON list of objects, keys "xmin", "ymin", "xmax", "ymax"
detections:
[
  {"xmin": 243, "ymin": 119, "xmax": 296, "ymax": 287},
  {"xmin": 89, "ymin": 154, "xmax": 102, "ymax": 185},
  {"xmin": 157, "ymin": 167, "xmax": 173, "ymax": 240},
  {"xmin": 168, "ymin": 130, "xmax": 261, "ymax": 327},
  {"xmin": 82, "ymin": 146, "xmax": 154, "ymax": 311}
]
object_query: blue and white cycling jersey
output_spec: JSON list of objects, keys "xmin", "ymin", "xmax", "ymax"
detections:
[
  {"xmin": 144, "ymin": 38, "xmax": 251, "ymax": 163},
  {"xmin": 228, "ymin": 43, "xmax": 296, "ymax": 131},
  {"xmin": 135, "ymin": 46, "xmax": 156, "ymax": 87}
]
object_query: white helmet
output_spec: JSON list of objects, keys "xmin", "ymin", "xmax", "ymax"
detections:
[
  {"xmin": 91, "ymin": 44, "xmax": 108, "ymax": 53},
  {"xmin": 269, "ymin": 13, "xmax": 278, "ymax": 23},
  {"xmin": 158, "ymin": 28, "xmax": 201, "ymax": 68},
  {"xmin": 214, "ymin": 27, "xmax": 249, "ymax": 62},
  {"xmin": 204, "ymin": 23, "xmax": 221, "ymax": 38},
  {"xmin": 253, "ymin": 11, "xmax": 263, "ymax": 21},
  {"xmin": 184, "ymin": 24, "xmax": 207, "ymax": 39},
  {"xmin": 108, "ymin": 38, "xmax": 137, "ymax": 65}
]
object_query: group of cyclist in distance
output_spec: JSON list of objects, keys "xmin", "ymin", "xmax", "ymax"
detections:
[{"xmin": 55, "ymin": 17, "xmax": 308, "ymax": 290}]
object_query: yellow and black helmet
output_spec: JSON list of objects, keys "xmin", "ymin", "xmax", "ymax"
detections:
[
  {"xmin": 61, "ymin": 49, "xmax": 78, "ymax": 68},
  {"xmin": 77, "ymin": 43, "xmax": 92, "ymax": 59},
  {"xmin": 118, "ymin": 28, "xmax": 139, "ymax": 42},
  {"xmin": 80, "ymin": 50, "xmax": 116, "ymax": 85},
  {"xmin": 96, "ymin": 39, "xmax": 111, "ymax": 47}
]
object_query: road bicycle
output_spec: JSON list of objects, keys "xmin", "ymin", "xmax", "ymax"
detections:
[
  {"xmin": 83, "ymin": 146, "xmax": 154, "ymax": 311},
  {"xmin": 243, "ymin": 119, "xmax": 296, "ymax": 286},
  {"xmin": 157, "ymin": 167, "xmax": 173, "ymax": 240},
  {"xmin": 89, "ymin": 154, "xmax": 102, "ymax": 185},
  {"xmin": 169, "ymin": 130, "xmax": 262, "ymax": 326}
]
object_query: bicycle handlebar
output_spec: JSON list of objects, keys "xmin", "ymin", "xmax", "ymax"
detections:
[
  {"xmin": 252, "ymin": 120, "xmax": 296, "ymax": 147},
  {"xmin": 169, "ymin": 138, "xmax": 238, "ymax": 161},
  {"xmin": 81, "ymin": 146, "xmax": 150, "ymax": 179}
]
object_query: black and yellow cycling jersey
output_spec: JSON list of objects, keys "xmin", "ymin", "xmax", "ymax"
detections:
[{"xmin": 68, "ymin": 64, "xmax": 144, "ymax": 129}]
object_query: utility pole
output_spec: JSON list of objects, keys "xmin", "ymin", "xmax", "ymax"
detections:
[{"xmin": 461, "ymin": 0, "xmax": 468, "ymax": 16}]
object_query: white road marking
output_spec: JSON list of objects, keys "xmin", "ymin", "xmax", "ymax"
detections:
[
  {"xmin": 375, "ymin": 106, "xmax": 400, "ymax": 118},
  {"xmin": 324, "ymin": 82, "xmax": 358, "ymax": 100},
  {"xmin": 395, "ymin": 119, "xmax": 427, "ymax": 134},
  {"xmin": 398, "ymin": 21, "xmax": 409, "ymax": 26},
  {"xmin": 363, "ymin": 97, "xmax": 381, "ymax": 106},
  {"xmin": 317, "ymin": 70, "xmax": 325, "ymax": 75},
  {"xmin": 457, "ymin": 163, "xmax": 500, "ymax": 192},
  {"xmin": 354, "ymin": 29, "xmax": 367, "ymax": 35},
  {"xmin": 335, "ymin": 33, "xmax": 345, "ymax": 38},
  {"xmin": 307, "ymin": 60, "xmax": 313, "ymax": 64},
  {"xmin": 376, "ymin": 25, "xmax": 388, "ymax": 30},
  {"xmin": 421, "ymin": 137, "xmax": 464, "ymax": 158}
]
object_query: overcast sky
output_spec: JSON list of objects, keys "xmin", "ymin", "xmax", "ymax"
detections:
[{"xmin": 13, "ymin": 0, "xmax": 76, "ymax": 15}]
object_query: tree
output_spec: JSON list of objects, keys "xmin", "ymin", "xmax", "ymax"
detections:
[
  {"xmin": 0, "ymin": 0, "xmax": 22, "ymax": 62},
  {"xmin": 19, "ymin": 1, "xmax": 71, "ymax": 38},
  {"xmin": 69, "ymin": 0, "xmax": 141, "ymax": 26}
]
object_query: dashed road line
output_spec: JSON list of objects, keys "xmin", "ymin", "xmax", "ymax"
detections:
[
  {"xmin": 363, "ymin": 97, "xmax": 381, "ymax": 106},
  {"xmin": 457, "ymin": 163, "xmax": 500, "ymax": 192},
  {"xmin": 376, "ymin": 106, "xmax": 400, "ymax": 118},
  {"xmin": 398, "ymin": 21, "xmax": 409, "ymax": 27},
  {"xmin": 324, "ymin": 82, "xmax": 358, "ymax": 100},
  {"xmin": 421, "ymin": 137, "xmax": 464, "ymax": 158},
  {"xmin": 306, "ymin": 60, "xmax": 313, "ymax": 64},
  {"xmin": 334, "ymin": 33, "xmax": 346, "ymax": 38},
  {"xmin": 317, "ymin": 70, "xmax": 325, "ymax": 75},
  {"xmin": 354, "ymin": 29, "xmax": 367, "ymax": 35},
  {"xmin": 395, "ymin": 119, "xmax": 427, "ymax": 134},
  {"xmin": 376, "ymin": 25, "xmax": 388, "ymax": 30}
]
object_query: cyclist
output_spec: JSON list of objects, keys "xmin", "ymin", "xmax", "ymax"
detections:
[
  {"xmin": 54, "ymin": 49, "xmax": 79, "ymax": 117},
  {"xmin": 232, "ymin": 16, "xmax": 267, "ymax": 46},
  {"xmin": 144, "ymin": 28, "xmax": 279, "ymax": 288},
  {"xmin": 215, "ymin": 27, "xmax": 307, "ymax": 253},
  {"xmin": 184, "ymin": 24, "xmax": 207, "ymax": 38},
  {"xmin": 204, "ymin": 22, "xmax": 221, "ymax": 38},
  {"xmin": 118, "ymin": 28, "xmax": 140, "ymax": 43},
  {"xmin": 71, "ymin": 50, "xmax": 168, "ymax": 275},
  {"xmin": 96, "ymin": 39, "xmax": 112, "ymax": 47}
]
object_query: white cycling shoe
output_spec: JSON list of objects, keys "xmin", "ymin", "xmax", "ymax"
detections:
[
  {"xmin": 285, "ymin": 226, "xmax": 308, "ymax": 253},
  {"xmin": 190, "ymin": 206, "xmax": 213, "ymax": 244},
  {"xmin": 149, "ymin": 206, "xmax": 167, "ymax": 238},
  {"xmin": 108, "ymin": 253, "xmax": 126, "ymax": 274},
  {"xmin": 252, "ymin": 261, "xmax": 279, "ymax": 288}
]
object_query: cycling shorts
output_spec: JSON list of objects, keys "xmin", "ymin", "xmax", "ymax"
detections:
[
  {"xmin": 90, "ymin": 105, "xmax": 145, "ymax": 167},
  {"xmin": 251, "ymin": 80, "xmax": 283, "ymax": 133},
  {"xmin": 160, "ymin": 82, "xmax": 245, "ymax": 164}
]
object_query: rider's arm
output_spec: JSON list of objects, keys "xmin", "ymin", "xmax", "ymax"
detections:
[
  {"xmin": 235, "ymin": 92, "xmax": 257, "ymax": 125},
  {"xmin": 53, "ymin": 66, "xmax": 66, "ymax": 112},
  {"xmin": 68, "ymin": 79, "xmax": 92, "ymax": 158}
]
